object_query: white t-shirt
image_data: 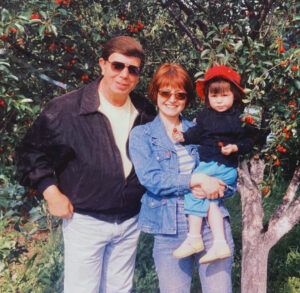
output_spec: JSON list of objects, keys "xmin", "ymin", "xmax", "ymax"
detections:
[{"xmin": 98, "ymin": 94, "xmax": 138, "ymax": 178}]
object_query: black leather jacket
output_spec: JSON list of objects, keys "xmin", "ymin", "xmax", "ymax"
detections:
[{"xmin": 16, "ymin": 79, "xmax": 155, "ymax": 222}]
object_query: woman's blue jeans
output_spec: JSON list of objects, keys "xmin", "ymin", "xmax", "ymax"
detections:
[{"xmin": 152, "ymin": 198, "xmax": 234, "ymax": 293}]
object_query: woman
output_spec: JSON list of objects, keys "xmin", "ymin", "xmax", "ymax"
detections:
[{"xmin": 129, "ymin": 64, "xmax": 234, "ymax": 293}]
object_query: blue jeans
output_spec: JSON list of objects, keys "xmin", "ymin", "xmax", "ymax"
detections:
[
  {"xmin": 152, "ymin": 199, "xmax": 234, "ymax": 293},
  {"xmin": 62, "ymin": 213, "xmax": 140, "ymax": 293}
]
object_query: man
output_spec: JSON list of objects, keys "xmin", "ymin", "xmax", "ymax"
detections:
[{"xmin": 16, "ymin": 36, "xmax": 155, "ymax": 292}]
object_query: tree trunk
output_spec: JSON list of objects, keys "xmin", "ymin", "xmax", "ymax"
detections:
[
  {"xmin": 241, "ymin": 240, "xmax": 269, "ymax": 293},
  {"xmin": 238, "ymin": 161, "xmax": 300, "ymax": 293}
]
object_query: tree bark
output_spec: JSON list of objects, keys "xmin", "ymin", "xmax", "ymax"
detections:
[
  {"xmin": 238, "ymin": 160, "xmax": 300, "ymax": 293},
  {"xmin": 241, "ymin": 240, "xmax": 269, "ymax": 293}
]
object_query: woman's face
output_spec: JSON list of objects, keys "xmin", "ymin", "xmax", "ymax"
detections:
[{"xmin": 157, "ymin": 86, "xmax": 187, "ymax": 119}]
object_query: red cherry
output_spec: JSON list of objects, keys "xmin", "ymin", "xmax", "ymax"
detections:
[
  {"xmin": 274, "ymin": 159, "xmax": 281, "ymax": 166},
  {"xmin": 291, "ymin": 65, "xmax": 299, "ymax": 72},
  {"xmin": 0, "ymin": 34, "xmax": 9, "ymax": 41},
  {"xmin": 278, "ymin": 46, "xmax": 286, "ymax": 53},
  {"xmin": 244, "ymin": 116, "xmax": 255, "ymax": 125},
  {"xmin": 276, "ymin": 145, "xmax": 287, "ymax": 153},
  {"xmin": 9, "ymin": 27, "xmax": 18, "ymax": 34},
  {"xmin": 136, "ymin": 21, "xmax": 144, "ymax": 30},
  {"xmin": 81, "ymin": 74, "xmax": 89, "ymax": 82},
  {"xmin": 288, "ymin": 100, "xmax": 297, "ymax": 108},
  {"xmin": 48, "ymin": 42, "xmax": 57, "ymax": 51},
  {"xmin": 31, "ymin": 13, "xmax": 41, "ymax": 20},
  {"xmin": 0, "ymin": 98, "xmax": 6, "ymax": 108}
]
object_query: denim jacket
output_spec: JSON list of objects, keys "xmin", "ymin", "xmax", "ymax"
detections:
[
  {"xmin": 129, "ymin": 115, "xmax": 200, "ymax": 234},
  {"xmin": 130, "ymin": 114, "xmax": 231, "ymax": 234}
]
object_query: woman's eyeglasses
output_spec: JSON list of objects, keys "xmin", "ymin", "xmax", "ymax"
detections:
[
  {"xmin": 107, "ymin": 60, "xmax": 141, "ymax": 76},
  {"xmin": 158, "ymin": 90, "xmax": 187, "ymax": 101}
]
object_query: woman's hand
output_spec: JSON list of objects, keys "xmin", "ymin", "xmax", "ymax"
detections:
[
  {"xmin": 190, "ymin": 173, "xmax": 226, "ymax": 199},
  {"xmin": 191, "ymin": 186, "xmax": 206, "ymax": 199}
]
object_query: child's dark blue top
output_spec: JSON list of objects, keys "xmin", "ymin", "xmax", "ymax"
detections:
[{"xmin": 183, "ymin": 107, "xmax": 255, "ymax": 168}]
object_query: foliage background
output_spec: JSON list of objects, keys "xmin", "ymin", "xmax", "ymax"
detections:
[{"xmin": 0, "ymin": 0, "xmax": 299, "ymax": 292}]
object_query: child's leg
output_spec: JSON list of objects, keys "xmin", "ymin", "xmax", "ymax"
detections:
[
  {"xmin": 189, "ymin": 214, "xmax": 203, "ymax": 236},
  {"xmin": 207, "ymin": 202, "xmax": 226, "ymax": 241},
  {"xmin": 173, "ymin": 214, "xmax": 204, "ymax": 259},
  {"xmin": 199, "ymin": 202, "xmax": 231, "ymax": 264}
]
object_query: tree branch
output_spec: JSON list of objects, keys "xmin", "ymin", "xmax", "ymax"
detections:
[
  {"xmin": 266, "ymin": 166, "xmax": 300, "ymax": 245},
  {"xmin": 172, "ymin": 0, "xmax": 208, "ymax": 35},
  {"xmin": 249, "ymin": 0, "xmax": 274, "ymax": 39},
  {"xmin": 249, "ymin": 158, "xmax": 265, "ymax": 186},
  {"xmin": 258, "ymin": 0, "xmax": 273, "ymax": 30},
  {"xmin": 165, "ymin": 5, "xmax": 203, "ymax": 51},
  {"xmin": 266, "ymin": 197, "xmax": 300, "ymax": 248},
  {"xmin": 238, "ymin": 159, "xmax": 265, "ymax": 234}
]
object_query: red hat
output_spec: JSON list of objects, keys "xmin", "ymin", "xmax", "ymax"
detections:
[{"xmin": 196, "ymin": 65, "xmax": 244, "ymax": 100}]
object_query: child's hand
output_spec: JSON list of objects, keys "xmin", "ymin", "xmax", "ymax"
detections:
[
  {"xmin": 172, "ymin": 128, "xmax": 184, "ymax": 142},
  {"xmin": 221, "ymin": 144, "xmax": 238, "ymax": 155}
]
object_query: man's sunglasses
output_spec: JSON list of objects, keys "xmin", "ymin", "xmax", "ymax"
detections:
[
  {"xmin": 158, "ymin": 90, "xmax": 187, "ymax": 101},
  {"xmin": 107, "ymin": 60, "xmax": 141, "ymax": 76}
]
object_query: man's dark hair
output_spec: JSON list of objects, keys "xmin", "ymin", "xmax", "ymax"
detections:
[{"xmin": 101, "ymin": 36, "xmax": 145, "ymax": 67}]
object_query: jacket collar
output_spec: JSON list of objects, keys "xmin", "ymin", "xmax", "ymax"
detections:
[
  {"xmin": 147, "ymin": 114, "xmax": 193, "ymax": 151},
  {"xmin": 79, "ymin": 78, "xmax": 150, "ymax": 115}
]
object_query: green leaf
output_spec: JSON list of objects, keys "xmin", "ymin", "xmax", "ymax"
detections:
[
  {"xmin": 200, "ymin": 49, "xmax": 210, "ymax": 58},
  {"xmin": 294, "ymin": 79, "xmax": 300, "ymax": 90},
  {"xmin": 1, "ymin": 9, "xmax": 10, "ymax": 22},
  {"xmin": 14, "ymin": 23, "xmax": 25, "ymax": 33}
]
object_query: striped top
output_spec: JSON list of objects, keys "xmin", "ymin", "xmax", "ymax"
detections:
[{"xmin": 174, "ymin": 143, "xmax": 195, "ymax": 174}]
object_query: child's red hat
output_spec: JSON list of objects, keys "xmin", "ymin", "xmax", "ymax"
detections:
[{"xmin": 196, "ymin": 65, "xmax": 244, "ymax": 99}]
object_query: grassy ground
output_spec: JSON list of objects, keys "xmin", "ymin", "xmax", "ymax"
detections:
[{"xmin": 1, "ymin": 188, "xmax": 299, "ymax": 292}]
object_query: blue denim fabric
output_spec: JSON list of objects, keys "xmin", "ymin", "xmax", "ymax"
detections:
[
  {"xmin": 184, "ymin": 161, "xmax": 237, "ymax": 217},
  {"xmin": 129, "ymin": 115, "xmax": 200, "ymax": 234},
  {"xmin": 129, "ymin": 115, "xmax": 230, "ymax": 234},
  {"xmin": 129, "ymin": 115, "xmax": 234, "ymax": 292},
  {"xmin": 153, "ymin": 198, "xmax": 234, "ymax": 293}
]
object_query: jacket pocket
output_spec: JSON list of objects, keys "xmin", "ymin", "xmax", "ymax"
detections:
[
  {"xmin": 138, "ymin": 195, "xmax": 167, "ymax": 233},
  {"xmin": 153, "ymin": 150, "xmax": 172, "ymax": 170}
]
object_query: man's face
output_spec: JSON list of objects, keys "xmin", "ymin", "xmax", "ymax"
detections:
[{"xmin": 99, "ymin": 52, "xmax": 141, "ymax": 98}]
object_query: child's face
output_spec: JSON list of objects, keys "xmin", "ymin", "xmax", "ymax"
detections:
[{"xmin": 208, "ymin": 81, "xmax": 234, "ymax": 112}]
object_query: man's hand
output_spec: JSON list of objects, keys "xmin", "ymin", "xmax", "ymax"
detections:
[
  {"xmin": 221, "ymin": 144, "xmax": 238, "ymax": 156},
  {"xmin": 43, "ymin": 185, "xmax": 74, "ymax": 219},
  {"xmin": 172, "ymin": 128, "xmax": 185, "ymax": 142}
]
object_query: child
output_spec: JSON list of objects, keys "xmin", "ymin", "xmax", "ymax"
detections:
[{"xmin": 172, "ymin": 65, "xmax": 255, "ymax": 264}]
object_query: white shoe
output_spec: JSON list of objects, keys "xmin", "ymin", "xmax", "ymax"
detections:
[{"xmin": 173, "ymin": 237, "xmax": 204, "ymax": 259}]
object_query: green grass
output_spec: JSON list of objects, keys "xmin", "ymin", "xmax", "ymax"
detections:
[{"xmin": 1, "ymin": 181, "xmax": 299, "ymax": 292}]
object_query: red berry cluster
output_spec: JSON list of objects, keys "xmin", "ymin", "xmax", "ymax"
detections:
[
  {"xmin": 282, "ymin": 128, "xmax": 292, "ymax": 140},
  {"xmin": 127, "ymin": 21, "xmax": 144, "ymax": 33},
  {"xmin": 55, "ymin": 0, "xmax": 71, "ymax": 6},
  {"xmin": 276, "ymin": 145, "xmax": 287, "ymax": 153}
]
